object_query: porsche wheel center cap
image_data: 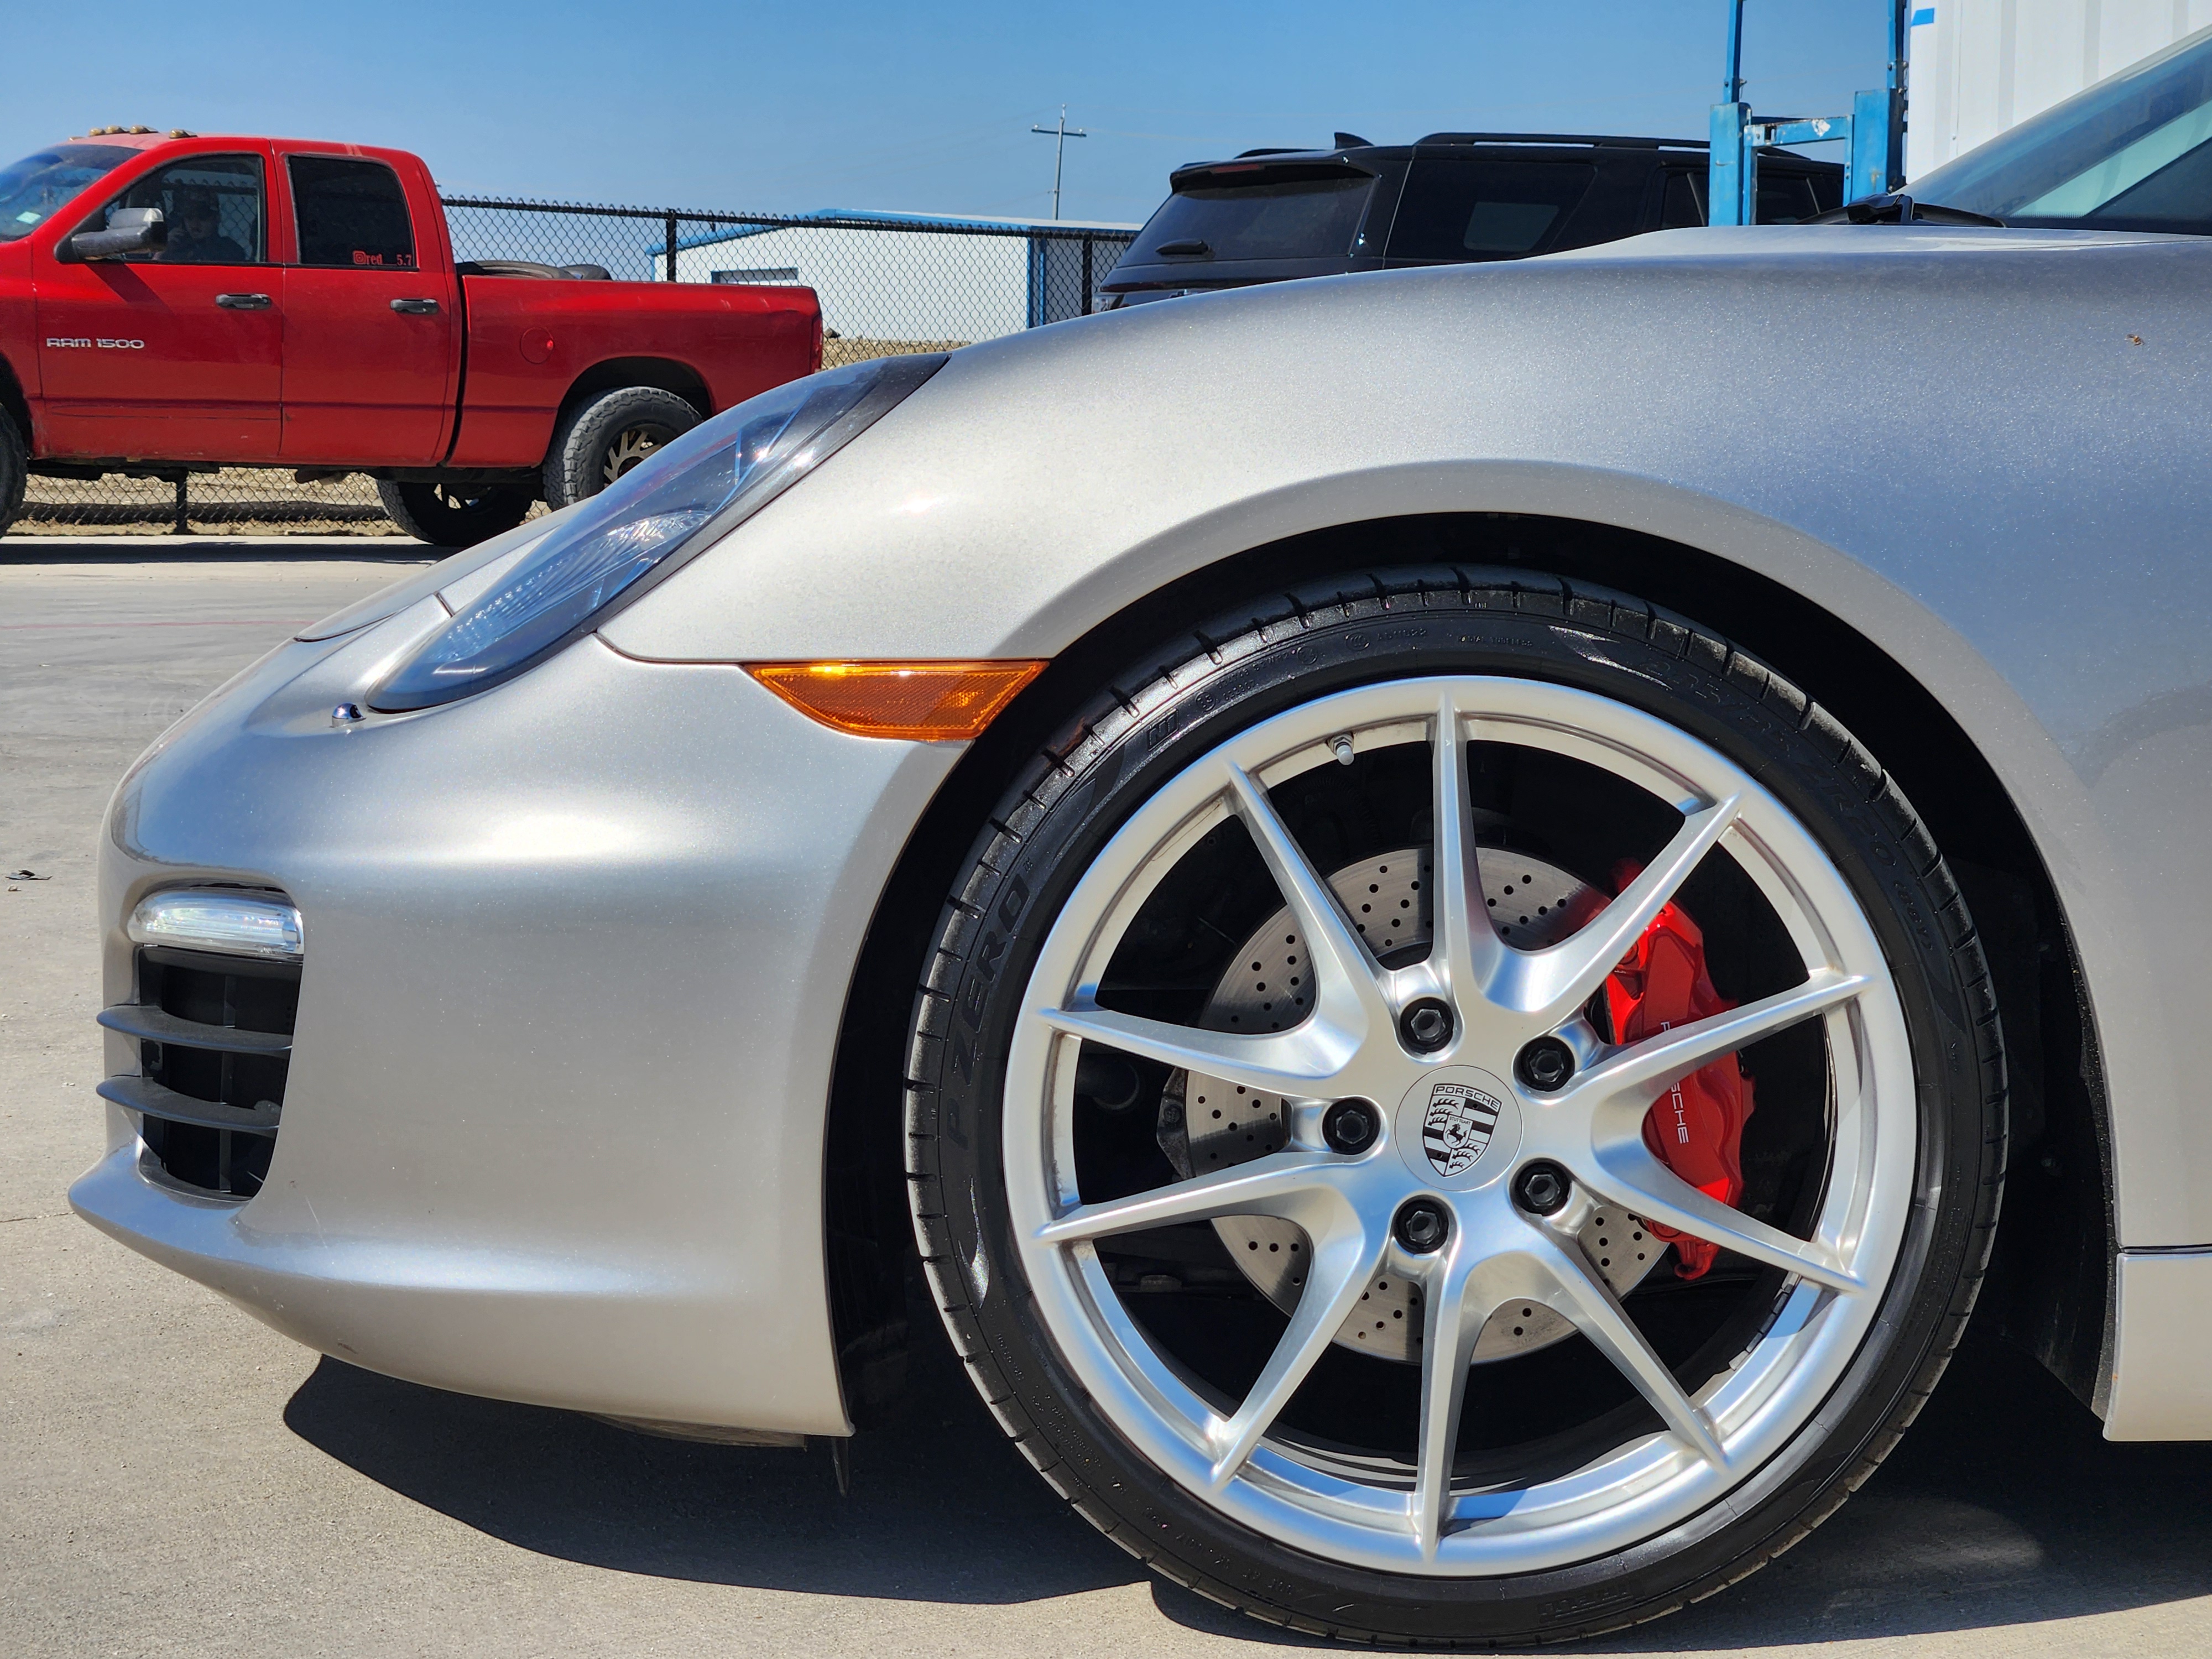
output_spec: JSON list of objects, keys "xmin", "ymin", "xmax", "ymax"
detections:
[{"xmin": 1395, "ymin": 1066, "xmax": 1521, "ymax": 1190}]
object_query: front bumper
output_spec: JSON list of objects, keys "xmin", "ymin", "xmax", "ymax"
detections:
[{"xmin": 72, "ymin": 609, "xmax": 957, "ymax": 1433}]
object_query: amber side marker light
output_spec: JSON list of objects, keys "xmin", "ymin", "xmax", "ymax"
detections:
[{"xmin": 747, "ymin": 660, "xmax": 1047, "ymax": 741}]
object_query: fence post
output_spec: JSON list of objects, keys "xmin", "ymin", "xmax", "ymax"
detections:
[
  {"xmin": 664, "ymin": 212, "xmax": 679, "ymax": 281},
  {"xmin": 1081, "ymin": 237, "xmax": 1093, "ymax": 316},
  {"xmin": 171, "ymin": 474, "xmax": 190, "ymax": 536}
]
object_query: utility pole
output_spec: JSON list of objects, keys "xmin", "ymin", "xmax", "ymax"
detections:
[{"xmin": 1029, "ymin": 106, "xmax": 1088, "ymax": 220}]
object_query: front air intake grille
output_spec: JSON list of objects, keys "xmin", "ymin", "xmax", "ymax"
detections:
[{"xmin": 97, "ymin": 947, "xmax": 299, "ymax": 1199}]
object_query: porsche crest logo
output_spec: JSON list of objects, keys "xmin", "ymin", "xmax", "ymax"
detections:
[{"xmin": 1421, "ymin": 1081, "xmax": 1502, "ymax": 1177}]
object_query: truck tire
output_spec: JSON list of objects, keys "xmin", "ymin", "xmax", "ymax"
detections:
[
  {"xmin": 542, "ymin": 386, "xmax": 700, "ymax": 512},
  {"xmin": 0, "ymin": 406, "xmax": 26, "ymax": 535},
  {"xmin": 374, "ymin": 479, "xmax": 536, "ymax": 547}
]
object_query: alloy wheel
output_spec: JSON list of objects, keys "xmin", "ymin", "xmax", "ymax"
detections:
[{"xmin": 1001, "ymin": 674, "xmax": 1916, "ymax": 1574}]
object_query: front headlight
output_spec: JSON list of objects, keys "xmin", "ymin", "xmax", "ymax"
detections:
[{"xmin": 371, "ymin": 353, "xmax": 947, "ymax": 712}]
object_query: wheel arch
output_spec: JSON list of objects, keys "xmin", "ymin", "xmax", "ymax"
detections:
[
  {"xmin": 555, "ymin": 357, "xmax": 712, "ymax": 424},
  {"xmin": 821, "ymin": 512, "xmax": 2116, "ymax": 1425}
]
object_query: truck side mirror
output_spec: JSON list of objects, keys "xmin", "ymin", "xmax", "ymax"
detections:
[{"xmin": 66, "ymin": 207, "xmax": 168, "ymax": 262}]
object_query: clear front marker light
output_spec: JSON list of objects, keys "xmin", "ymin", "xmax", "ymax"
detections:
[
  {"xmin": 371, "ymin": 353, "xmax": 948, "ymax": 713},
  {"xmin": 127, "ymin": 890, "xmax": 303, "ymax": 961}
]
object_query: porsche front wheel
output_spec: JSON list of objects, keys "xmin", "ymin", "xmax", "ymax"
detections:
[{"xmin": 906, "ymin": 567, "xmax": 2002, "ymax": 1645}]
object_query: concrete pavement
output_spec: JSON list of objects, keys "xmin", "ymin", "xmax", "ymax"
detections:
[{"xmin": 3, "ymin": 542, "xmax": 2209, "ymax": 1657}]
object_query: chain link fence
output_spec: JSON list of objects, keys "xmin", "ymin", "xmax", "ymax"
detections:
[{"xmin": 14, "ymin": 199, "xmax": 1136, "ymax": 538}]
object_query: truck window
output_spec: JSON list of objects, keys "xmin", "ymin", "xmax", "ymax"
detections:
[
  {"xmin": 289, "ymin": 155, "xmax": 416, "ymax": 269},
  {"xmin": 0, "ymin": 143, "xmax": 134, "ymax": 242},
  {"xmin": 95, "ymin": 154, "xmax": 265, "ymax": 264},
  {"xmin": 1387, "ymin": 160, "xmax": 1597, "ymax": 261}
]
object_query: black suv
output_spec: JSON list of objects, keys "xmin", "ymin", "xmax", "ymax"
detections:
[{"xmin": 1099, "ymin": 133, "xmax": 1844, "ymax": 307}]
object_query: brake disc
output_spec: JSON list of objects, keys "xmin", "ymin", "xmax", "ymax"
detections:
[{"xmin": 1159, "ymin": 848, "xmax": 1663, "ymax": 1364}]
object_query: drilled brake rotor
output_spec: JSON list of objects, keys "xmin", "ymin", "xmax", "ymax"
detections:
[{"xmin": 1159, "ymin": 848, "xmax": 1663, "ymax": 1364}]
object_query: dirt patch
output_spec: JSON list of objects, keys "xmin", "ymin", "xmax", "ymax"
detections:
[{"xmin": 821, "ymin": 336, "xmax": 969, "ymax": 369}]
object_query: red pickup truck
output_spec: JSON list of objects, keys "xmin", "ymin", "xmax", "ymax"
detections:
[{"xmin": 0, "ymin": 131, "xmax": 822, "ymax": 542}]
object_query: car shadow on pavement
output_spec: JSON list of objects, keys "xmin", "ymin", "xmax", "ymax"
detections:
[
  {"xmin": 283, "ymin": 1284, "xmax": 1145, "ymax": 1605},
  {"xmin": 289, "ymin": 1302, "xmax": 2212, "ymax": 1639},
  {"xmin": 1560, "ymin": 1323, "xmax": 2212, "ymax": 1650}
]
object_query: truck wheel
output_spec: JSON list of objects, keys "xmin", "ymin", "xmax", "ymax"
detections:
[
  {"xmin": 542, "ymin": 386, "xmax": 700, "ymax": 512},
  {"xmin": 0, "ymin": 406, "xmax": 26, "ymax": 534},
  {"xmin": 374, "ymin": 479, "xmax": 536, "ymax": 547}
]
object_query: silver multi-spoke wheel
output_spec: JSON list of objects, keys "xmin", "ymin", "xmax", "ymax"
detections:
[
  {"xmin": 1003, "ymin": 676, "xmax": 1916, "ymax": 1573},
  {"xmin": 909, "ymin": 571, "xmax": 2000, "ymax": 1642}
]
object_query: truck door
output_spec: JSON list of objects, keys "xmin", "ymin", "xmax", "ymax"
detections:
[
  {"xmin": 33, "ymin": 152, "xmax": 282, "ymax": 461},
  {"xmin": 278, "ymin": 154, "xmax": 459, "ymax": 465}
]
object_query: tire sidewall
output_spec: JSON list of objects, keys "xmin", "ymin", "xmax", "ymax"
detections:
[
  {"xmin": 375, "ymin": 478, "xmax": 533, "ymax": 547},
  {"xmin": 545, "ymin": 387, "xmax": 699, "ymax": 509},
  {"xmin": 0, "ymin": 406, "xmax": 26, "ymax": 530},
  {"xmin": 912, "ymin": 577, "xmax": 1996, "ymax": 1642}
]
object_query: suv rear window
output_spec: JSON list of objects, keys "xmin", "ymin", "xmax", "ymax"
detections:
[
  {"xmin": 1387, "ymin": 159, "xmax": 1597, "ymax": 261},
  {"xmin": 1126, "ymin": 172, "xmax": 1377, "ymax": 263}
]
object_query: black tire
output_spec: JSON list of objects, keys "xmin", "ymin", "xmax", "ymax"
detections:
[
  {"xmin": 0, "ymin": 405, "xmax": 26, "ymax": 535},
  {"xmin": 904, "ymin": 566, "xmax": 2005, "ymax": 1647},
  {"xmin": 374, "ymin": 479, "xmax": 535, "ymax": 547},
  {"xmin": 541, "ymin": 385, "xmax": 700, "ymax": 512}
]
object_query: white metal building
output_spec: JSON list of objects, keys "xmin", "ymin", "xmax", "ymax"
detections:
[{"xmin": 1908, "ymin": 1, "xmax": 2212, "ymax": 176}]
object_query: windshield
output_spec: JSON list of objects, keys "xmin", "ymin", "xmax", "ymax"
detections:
[
  {"xmin": 0, "ymin": 144, "xmax": 136, "ymax": 242},
  {"xmin": 1912, "ymin": 26, "xmax": 2212, "ymax": 231},
  {"xmin": 1125, "ymin": 171, "xmax": 1378, "ymax": 263}
]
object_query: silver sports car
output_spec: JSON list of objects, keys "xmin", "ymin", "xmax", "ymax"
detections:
[{"xmin": 72, "ymin": 34, "xmax": 2212, "ymax": 1646}]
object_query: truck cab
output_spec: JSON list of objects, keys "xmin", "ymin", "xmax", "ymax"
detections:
[{"xmin": 0, "ymin": 131, "xmax": 822, "ymax": 542}]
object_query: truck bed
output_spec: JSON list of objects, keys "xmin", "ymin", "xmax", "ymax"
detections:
[{"xmin": 447, "ymin": 275, "xmax": 819, "ymax": 469}]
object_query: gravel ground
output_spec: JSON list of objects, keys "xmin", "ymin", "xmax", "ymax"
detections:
[{"xmin": 3, "ymin": 543, "xmax": 2210, "ymax": 1658}]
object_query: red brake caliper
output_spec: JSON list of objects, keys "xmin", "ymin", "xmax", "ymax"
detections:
[{"xmin": 1600, "ymin": 865, "xmax": 1756, "ymax": 1280}]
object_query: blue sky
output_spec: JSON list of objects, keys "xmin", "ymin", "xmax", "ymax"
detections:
[{"xmin": 10, "ymin": 2, "xmax": 1891, "ymax": 223}]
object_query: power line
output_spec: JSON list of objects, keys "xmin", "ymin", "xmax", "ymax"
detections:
[{"xmin": 1029, "ymin": 105, "xmax": 1088, "ymax": 220}]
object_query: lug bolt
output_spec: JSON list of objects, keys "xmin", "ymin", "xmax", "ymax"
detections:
[
  {"xmin": 1513, "ymin": 1160, "xmax": 1572, "ymax": 1217},
  {"xmin": 1515, "ymin": 1035, "xmax": 1575, "ymax": 1093},
  {"xmin": 1393, "ymin": 1198, "xmax": 1451, "ymax": 1254},
  {"xmin": 1399, "ymin": 998, "xmax": 1455, "ymax": 1053},
  {"xmin": 1322, "ymin": 1098, "xmax": 1380, "ymax": 1154}
]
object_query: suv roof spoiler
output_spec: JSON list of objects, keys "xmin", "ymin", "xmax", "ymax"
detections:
[{"xmin": 1414, "ymin": 132, "xmax": 1707, "ymax": 149}]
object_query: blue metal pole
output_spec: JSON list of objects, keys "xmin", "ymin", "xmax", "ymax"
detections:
[
  {"xmin": 1845, "ymin": 1, "xmax": 1911, "ymax": 200},
  {"xmin": 1848, "ymin": 90, "xmax": 1887, "ymax": 199},
  {"xmin": 1709, "ymin": 0, "xmax": 1751, "ymax": 226},
  {"xmin": 1886, "ymin": 0, "xmax": 1910, "ymax": 190}
]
